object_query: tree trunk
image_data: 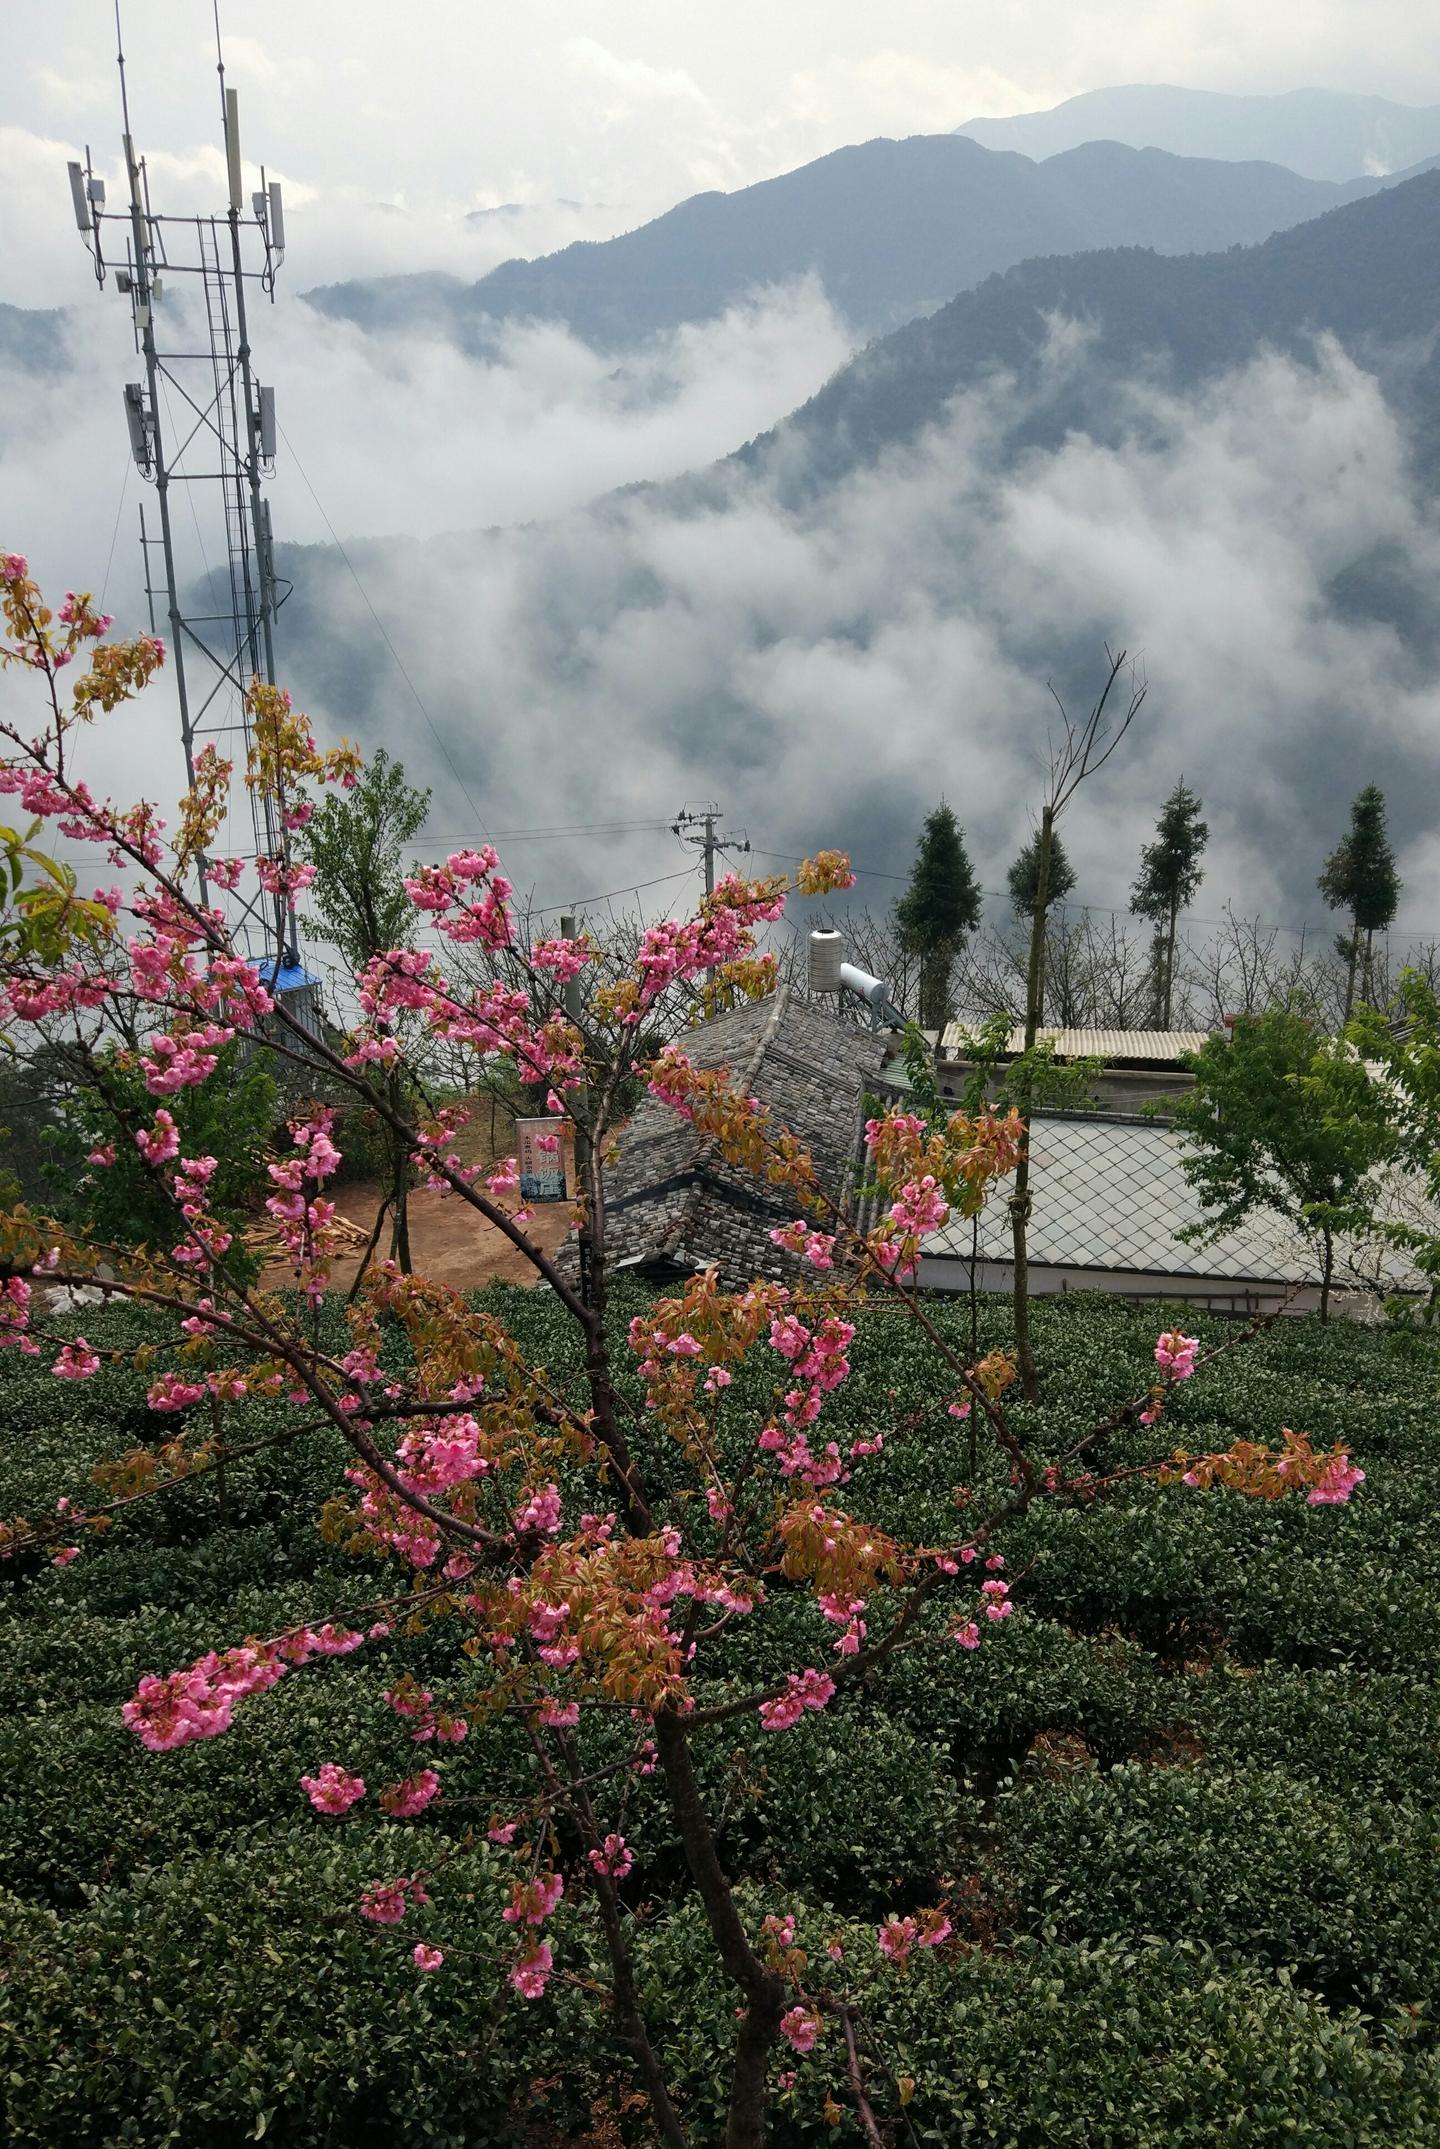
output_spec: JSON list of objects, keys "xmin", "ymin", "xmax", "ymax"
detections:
[
  {"xmin": 1011, "ymin": 805, "xmax": 1051, "ymax": 1404},
  {"xmin": 1163, "ymin": 894, "xmax": 1179, "ymax": 1029},
  {"xmin": 1320, "ymin": 1227, "xmax": 1334, "ymax": 1325},
  {"xmin": 1361, "ymin": 926, "xmax": 1375, "ymax": 1011},
  {"xmin": 1343, "ymin": 924, "xmax": 1358, "ymax": 1023},
  {"xmin": 386, "ymin": 1072, "xmax": 412, "ymax": 1273},
  {"xmin": 654, "ymin": 1716, "xmax": 785, "ymax": 2149},
  {"xmin": 347, "ymin": 1193, "xmax": 392, "ymax": 1305},
  {"xmin": 919, "ymin": 942, "xmax": 955, "ymax": 1033}
]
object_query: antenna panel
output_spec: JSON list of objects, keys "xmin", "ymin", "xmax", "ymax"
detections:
[
  {"xmin": 224, "ymin": 89, "xmax": 244, "ymax": 213},
  {"xmin": 67, "ymin": 161, "xmax": 91, "ymax": 232}
]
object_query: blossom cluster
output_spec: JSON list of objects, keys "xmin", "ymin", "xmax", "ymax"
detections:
[
  {"xmin": 876, "ymin": 1906, "xmax": 953, "ymax": 1968},
  {"xmin": 758, "ymin": 1666, "xmax": 837, "ymax": 1731},
  {"xmin": 404, "ymin": 846, "xmax": 513, "ymax": 949},
  {"xmin": 123, "ymin": 1624, "xmax": 366, "ymax": 1752}
]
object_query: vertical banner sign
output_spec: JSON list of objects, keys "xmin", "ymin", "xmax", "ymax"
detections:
[{"xmin": 516, "ymin": 1118, "xmax": 577, "ymax": 1203}]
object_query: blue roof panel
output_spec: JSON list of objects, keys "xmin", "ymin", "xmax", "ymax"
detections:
[{"xmin": 255, "ymin": 959, "xmax": 322, "ymax": 994}]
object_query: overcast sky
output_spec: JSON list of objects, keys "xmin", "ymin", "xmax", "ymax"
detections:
[{"xmin": 7, "ymin": 0, "xmax": 1440, "ymax": 304}]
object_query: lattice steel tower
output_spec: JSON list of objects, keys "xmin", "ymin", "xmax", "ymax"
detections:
[{"xmin": 68, "ymin": 7, "xmax": 290, "ymax": 949}]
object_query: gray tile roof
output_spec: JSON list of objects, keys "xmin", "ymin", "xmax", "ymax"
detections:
[
  {"xmin": 597, "ymin": 987, "xmax": 886, "ymax": 1283},
  {"xmin": 925, "ymin": 1111, "xmax": 1425, "ymax": 1289}
]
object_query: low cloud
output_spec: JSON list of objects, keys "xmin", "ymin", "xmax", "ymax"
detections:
[
  {"xmin": 5, "ymin": 236, "xmax": 1440, "ymax": 948},
  {"xmin": 269, "ymin": 341, "xmax": 1440, "ymax": 934}
]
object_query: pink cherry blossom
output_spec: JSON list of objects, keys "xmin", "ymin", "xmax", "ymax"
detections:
[
  {"xmin": 588, "ymin": 1833, "xmax": 634, "ymax": 1880},
  {"xmin": 380, "ymin": 1769, "xmax": 441, "ymax": 1817},
  {"xmin": 504, "ymin": 1871, "xmax": 564, "ymax": 1926},
  {"xmin": 299, "ymin": 1763, "xmax": 366, "ymax": 1815},
  {"xmin": 412, "ymin": 1943, "xmax": 444, "ymax": 1971},
  {"xmin": 877, "ymin": 1915, "xmax": 918, "ymax": 1966},
  {"xmin": 51, "ymin": 1339, "xmax": 100, "ymax": 1380},
  {"xmin": 1307, "ymin": 1454, "xmax": 1365, "ymax": 1505},
  {"xmin": 780, "ymin": 2005, "xmax": 820, "ymax": 2054},
  {"xmin": 759, "ymin": 1667, "xmax": 836, "ymax": 1731},
  {"xmin": 509, "ymin": 1939, "xmax": 554, "ymax": 1998},
  {"xmin": 1155, "ymin": 1329, "xmax": 1200, "ymax": 1381},
  {"xmin": 360, "ymin": 1882, "xmax": 408, "ymax": 1925}
]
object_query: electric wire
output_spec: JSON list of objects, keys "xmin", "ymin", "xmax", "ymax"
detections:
[{"xmin": 97, "ymin": 448, "xmax": 131, "ymax": 612}]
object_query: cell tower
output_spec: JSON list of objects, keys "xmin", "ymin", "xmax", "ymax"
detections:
[{"xmin": 67, "ymin": 5, "xmax": 291, "ymax": 957}]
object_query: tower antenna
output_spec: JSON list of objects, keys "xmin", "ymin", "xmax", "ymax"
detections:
[{"xmin": 71, "ymin": 3, "xmax": 299, "ymax": 982}]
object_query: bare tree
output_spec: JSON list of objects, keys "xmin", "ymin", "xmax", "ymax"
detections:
[{"xmin": 1009, "ymin": 649, "xmax": 1147, "ymax": 1400}]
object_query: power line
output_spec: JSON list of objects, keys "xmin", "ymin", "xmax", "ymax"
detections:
[
  {"xmin": 405, "ymin": 864, "xmax": 702, "ymax": 928},
  {"xmin": 406, "ymin": 820, "xmax": 674, "ymax": 848},
  {"xmin": 522, "ymin": 865, "xmax": 704, "ymax": 919},
  {"xmin": 96, "ymin": 447, "xmax": 131, "ymax": 613},
  {"xmin": 42, "ymin": 816, "xmax": 679, "ymax": 869},
  {"xmin": 747, "ymin": 844, "xmax": 908, "ymax": 883}
]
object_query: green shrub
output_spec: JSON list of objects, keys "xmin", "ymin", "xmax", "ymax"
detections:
[
  {"xmin": 7, "ymin": 1290, "xmax": 1440, "ymax": 2143},
  {"xmin": 0, "ymin": 1830, "xmax": 596, "ymax": 2148},
  {"xmin": 989, "ymin": 1761, "xmax": 1440, "ymax": 2009},
  {"xmin": 640, "ymin": 1901, "xmax": 1440, "ymax": 2146}
]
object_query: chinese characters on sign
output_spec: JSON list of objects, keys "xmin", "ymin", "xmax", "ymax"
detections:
[{"xmin": 516, "ymin": 1117, "xmax": 577, "ymax": 1203}]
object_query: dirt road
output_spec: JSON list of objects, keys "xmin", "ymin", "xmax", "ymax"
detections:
[{"xmin": 258, "ymin": 1178, "xmax": 576, "ymax": 1296}]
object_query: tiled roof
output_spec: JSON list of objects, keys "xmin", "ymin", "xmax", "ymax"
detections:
[
  {"xmin": 924, "ymin": 1111, "xmax": 1426, "ymax": 1289},
  {"xmin": 939, "ymin": 1025, "xmax": 1211, "ymax": 1064},
  {"xmin": 597, "ymin": 987, "xmax": 886, "ymax": 1283}
]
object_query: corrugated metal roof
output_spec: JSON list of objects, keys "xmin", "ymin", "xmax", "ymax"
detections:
[
  {"xmin": 923, "ymin": 1112, "xmax": 1426, "ymax": 1288},
  {"xmin": 939, "ymin": 1025, "xmax": 1211, "ymax": 1064},
  {"xmin": 256, "ymin": 959, "xmax": 322, "ymax": 994}
]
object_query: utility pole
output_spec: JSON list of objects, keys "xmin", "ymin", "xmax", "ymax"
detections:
[
  {"xmin": 673, "ymin": 805, "xmax": 750, "ymax": 986},
  {"xmin": 672, "ymin": 803, "xmax": 749, "ymax": 900}
]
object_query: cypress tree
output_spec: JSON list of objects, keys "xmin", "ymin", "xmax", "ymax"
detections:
[
  {"xmin": 1317, "ymin": 785, "xmax": 1400, "ymax": 1020},
  {"xmin": 1008, "ymin": 829, "xmax": 1076, "ymax": 916},
  {"xmin": 1130, "ymin": 779, "xmax": 1208, "ymax": 1028},
  {"xmin": 895, "ymin": 802, "xmax": 982, "ymax": 1029}
]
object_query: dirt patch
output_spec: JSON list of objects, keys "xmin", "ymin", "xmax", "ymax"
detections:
[
  {"xmin": 1137, "ymin": 1725, "xmax": 1209, "ymax": 1769},
  {"xmin": 1023, "ymin": 1730, "xmax": 1097, "ymax": 1777},
  {"xmin": 257, "ymin": 1179, "xmax": 575, "ymax": 1296}
]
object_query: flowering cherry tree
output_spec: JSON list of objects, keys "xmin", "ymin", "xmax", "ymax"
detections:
[{"xmin": 0, "ymin": 557, "xmax": 1365, "ymax": 2149}]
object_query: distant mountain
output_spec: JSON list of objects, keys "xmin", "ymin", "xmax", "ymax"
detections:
[
  {"xmin": 240, "ymin": 168, "xmax": 1440, "ymax": 927},
  {"xmin": 302, "ymin": 133, "xmax": 1405, "ymax": 352},
  {"xmin": 0, "ymin": 302, "xmax": 68, "ymax": 374},
  {"xmin": 958, "ymin": 86, "xmax": 1440, "ymax": 184},
  {"xmin": 732, "ymin": 170, "xmax": 1440, "ymax": 497}
]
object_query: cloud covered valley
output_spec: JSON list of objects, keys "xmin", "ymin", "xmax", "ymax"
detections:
[{"xmin": 6, "ymin": 198, "xmax": 1440, "ymax": 951}]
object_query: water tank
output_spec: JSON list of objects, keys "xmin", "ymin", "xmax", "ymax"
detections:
[
  {"xmin": 807, "ymin": 930, "xmax": 843, "ymax": 993},
  {"xmin": 839, "ymin": 961, "xmax": 890, "ymax": 1011}
]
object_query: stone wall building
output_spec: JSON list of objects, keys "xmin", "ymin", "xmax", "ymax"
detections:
[{"xmin": 596, "ymin": 986, "xmax": 886, "ymax": 1284}]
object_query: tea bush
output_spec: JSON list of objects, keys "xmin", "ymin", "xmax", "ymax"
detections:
[{"xmin": 5, "ymin": 1289, "xmax": 1440, "ymax": 2143}]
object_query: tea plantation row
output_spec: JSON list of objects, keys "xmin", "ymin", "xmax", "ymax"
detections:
[{"xmin": 2, "ymin": 1288, "xmax": 1438, "ymax": 2144}]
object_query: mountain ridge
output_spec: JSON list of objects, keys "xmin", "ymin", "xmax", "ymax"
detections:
[
  {"xmin": 300, "ymin": 133, "xmax": 1412, "ymax": 353},
  {"xmin": 958, "ymin": 85, "xmax": 1440, "ymax": 183},
  {"xmin": 725, "ymin": 168, "xmax": 1440, "ymax": 497}
]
